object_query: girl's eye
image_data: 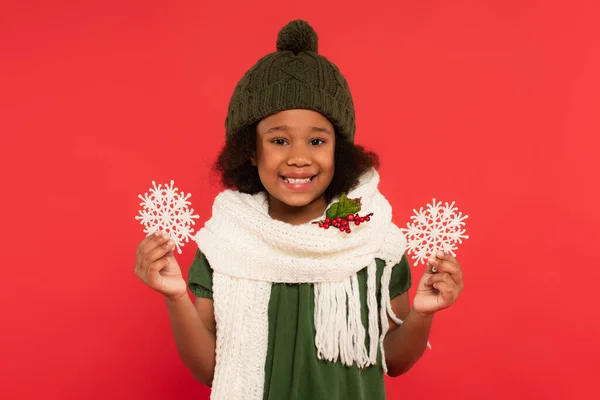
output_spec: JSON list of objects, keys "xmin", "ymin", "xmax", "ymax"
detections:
[
  {"xmin": 310, "ymin": 139, "xmax": 325, "ymax": 146},
  {"xmin": 271, "ymin": 139, "xmax": 288, "ymax": 145}
]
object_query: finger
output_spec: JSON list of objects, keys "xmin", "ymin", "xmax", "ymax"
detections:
[
  {"xmin": 139, "ymin": 230, "xmax": 172, "ymax": 256},
  {"xmin": 433, "ymin": 250, "xmax": 459, "ymax": 267},
  {"xmin": 145, "ymin": 257, "xmax": 170, "ymax": 286},
  {"xmin": 432, "ymin": 281, "xmax": 457, "ymax": 306},
  {"xmin": 425, "ymin": 257, "xmax": 441, "ymax": 274},
  {"xmin": 428, "ymin": 252, "xmax": 462, "ymax": 278},
  {"xmin": 435, "ymin": 250, "xmax": 456, "ymax": 261},
  {"xmin": 435, "ymin": 259, "xmax": 461, "ymax": 274},
  {"xmin": 136, "ymin": 231, "xmax": 169, "ymax": 271},
  {"xmin": 425, "ymin": 262, "xmax": 437, "ymax": 274},
  {"xmin": 426, "ymin": 272, "xmax": 453, "ymax": 286},
  {"xmin": 426, "ymin": 259, "xmax": 441, "ymax": 274},
  {"xmin": 142, "ymin": 238, "xmax": 176, "ymax": 269}
]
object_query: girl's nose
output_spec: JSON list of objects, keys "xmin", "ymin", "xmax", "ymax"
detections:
[{"xmin": 287, "ymin": 144, "xmax": 312, "ymax": 167}]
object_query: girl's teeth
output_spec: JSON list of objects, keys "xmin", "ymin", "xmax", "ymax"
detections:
[{"xmin": 285, "ymin": 177, "xmax": 311, "ymax": 184}]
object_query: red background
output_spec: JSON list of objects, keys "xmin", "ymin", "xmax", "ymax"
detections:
[{"xmin": 1, "ymin": 1, "xmax": 598, "ymax": 399}]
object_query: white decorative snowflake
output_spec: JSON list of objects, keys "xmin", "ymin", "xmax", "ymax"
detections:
[
  {"xmin": 135, "ymin": 180, "xmax": 200, "ymax": 254},
  {"xmin": 400, "ymin": 198, "xmax": 469, "ymax": 266}
]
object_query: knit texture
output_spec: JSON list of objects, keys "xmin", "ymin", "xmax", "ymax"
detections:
[
  {"xmin": 194, "ymin": 169, "xmax": 408, "ymax": 399},
  {"xmin": 224, "ymin": 20, "xmax": 356, "ymax": 143}
]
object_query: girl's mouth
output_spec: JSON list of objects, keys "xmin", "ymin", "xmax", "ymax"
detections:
[
  {"xmin": 282, "ymin": 176, "xmax": 314, "ymax": 184},
  {"xmin": 280, "ymin": 175, "xmax": 317, "ymax": 191}
]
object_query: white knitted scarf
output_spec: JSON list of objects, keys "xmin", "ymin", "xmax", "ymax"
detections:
[{"xmin": 194, "ymin": 169, "xmax": 407, "ymax": 400}]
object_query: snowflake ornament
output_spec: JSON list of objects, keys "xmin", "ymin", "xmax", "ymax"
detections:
[
  {"xmin": 400, "ymin": 198, "xmax": 469, "ymax": 268},
  {"xmin": 135, "ymin": 180, "xmax": 200, "ymax": 254}
]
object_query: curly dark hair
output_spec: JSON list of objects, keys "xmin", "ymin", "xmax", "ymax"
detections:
[{"xmin": 213, "ymin": 124, "xmax": 379, "ymax": 200}]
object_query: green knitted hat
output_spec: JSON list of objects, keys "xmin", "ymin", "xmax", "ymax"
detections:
[{"xmin": 224, "ymin": 20, "xmax": 356, "ymax": 142}]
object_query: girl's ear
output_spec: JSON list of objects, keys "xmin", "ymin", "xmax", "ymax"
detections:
[{"xmin": 251, "ymin": 154, "xmax": 257, "ymax": 166}]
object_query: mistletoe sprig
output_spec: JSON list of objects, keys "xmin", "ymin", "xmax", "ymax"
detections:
[{"xmin": 313, "ymin": 193, "xmax": 373, "ymax": 234}]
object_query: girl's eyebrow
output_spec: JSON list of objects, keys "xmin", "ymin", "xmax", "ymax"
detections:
[
  {"xmin": 264, "ymin": 125, "xmax": 289, "ymax": 134},
  {"xmin": 262, "ymin": 125, "xmax": 332, "ymax": 135},
  {"xmin": 310, "ymin": 126, "xmax": 333, "ymax": 135}
]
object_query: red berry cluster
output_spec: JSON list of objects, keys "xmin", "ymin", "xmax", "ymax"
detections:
[{"xmin": 317, "ymin": 213, "xmax": 374, "ymax": 234}]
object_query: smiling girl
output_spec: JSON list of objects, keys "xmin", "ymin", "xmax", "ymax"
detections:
[{"xmin": 135, "ymin": 20, "xmax": 464, "ymax": 400}]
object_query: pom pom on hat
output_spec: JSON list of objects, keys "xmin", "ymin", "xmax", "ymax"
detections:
[{"xmin": 276, "ymin": 20, "xmax": 318, "ymax": 54}]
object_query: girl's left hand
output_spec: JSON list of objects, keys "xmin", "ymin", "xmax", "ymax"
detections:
[{"xmin": 412, "ymin": 251, "xmax": 464, "ymax": 316}]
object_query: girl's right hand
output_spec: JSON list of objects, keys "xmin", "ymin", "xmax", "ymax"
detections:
[{"xmin": 135, "ymin": 231, "xmax": 188, "ymax": 301}]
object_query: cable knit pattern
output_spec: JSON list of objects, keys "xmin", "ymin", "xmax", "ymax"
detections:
[
  {"xmin": 210, "ymin": 274, "xmax": 271, "ymax": 400},
  {"xmin": 194, "ymin": 169, "xmax": 407, "ymax": 399}
]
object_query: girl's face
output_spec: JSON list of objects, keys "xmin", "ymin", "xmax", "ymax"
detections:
[{"xmin": 253, "ymin": 109, "xmax": 335, "ymax": 224}]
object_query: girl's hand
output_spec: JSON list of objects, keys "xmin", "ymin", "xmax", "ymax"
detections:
[
  {"xmin": 412, "ymin": 251, "xmax": 464, "ymax": 316},
  {"xmin": 135, "ymin": 231, "xmax": 187, "ymax": 301}
]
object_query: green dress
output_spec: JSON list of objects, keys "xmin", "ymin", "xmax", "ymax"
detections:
[{"xmin": 187, "ymin": 250, "xmax": 411, "ymax": 400}]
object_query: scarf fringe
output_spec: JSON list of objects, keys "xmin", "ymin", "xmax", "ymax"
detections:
[
  {"xmin": 379, "ymin": 260, "xmax": 432, "ymax": 369},
  {"xmin": 366, "ymin": 261, "xmax": 380, "ymax": 365},
  {"xmin": 313, "ymin": 259, "xmax": 410, "ymax": 373}
]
